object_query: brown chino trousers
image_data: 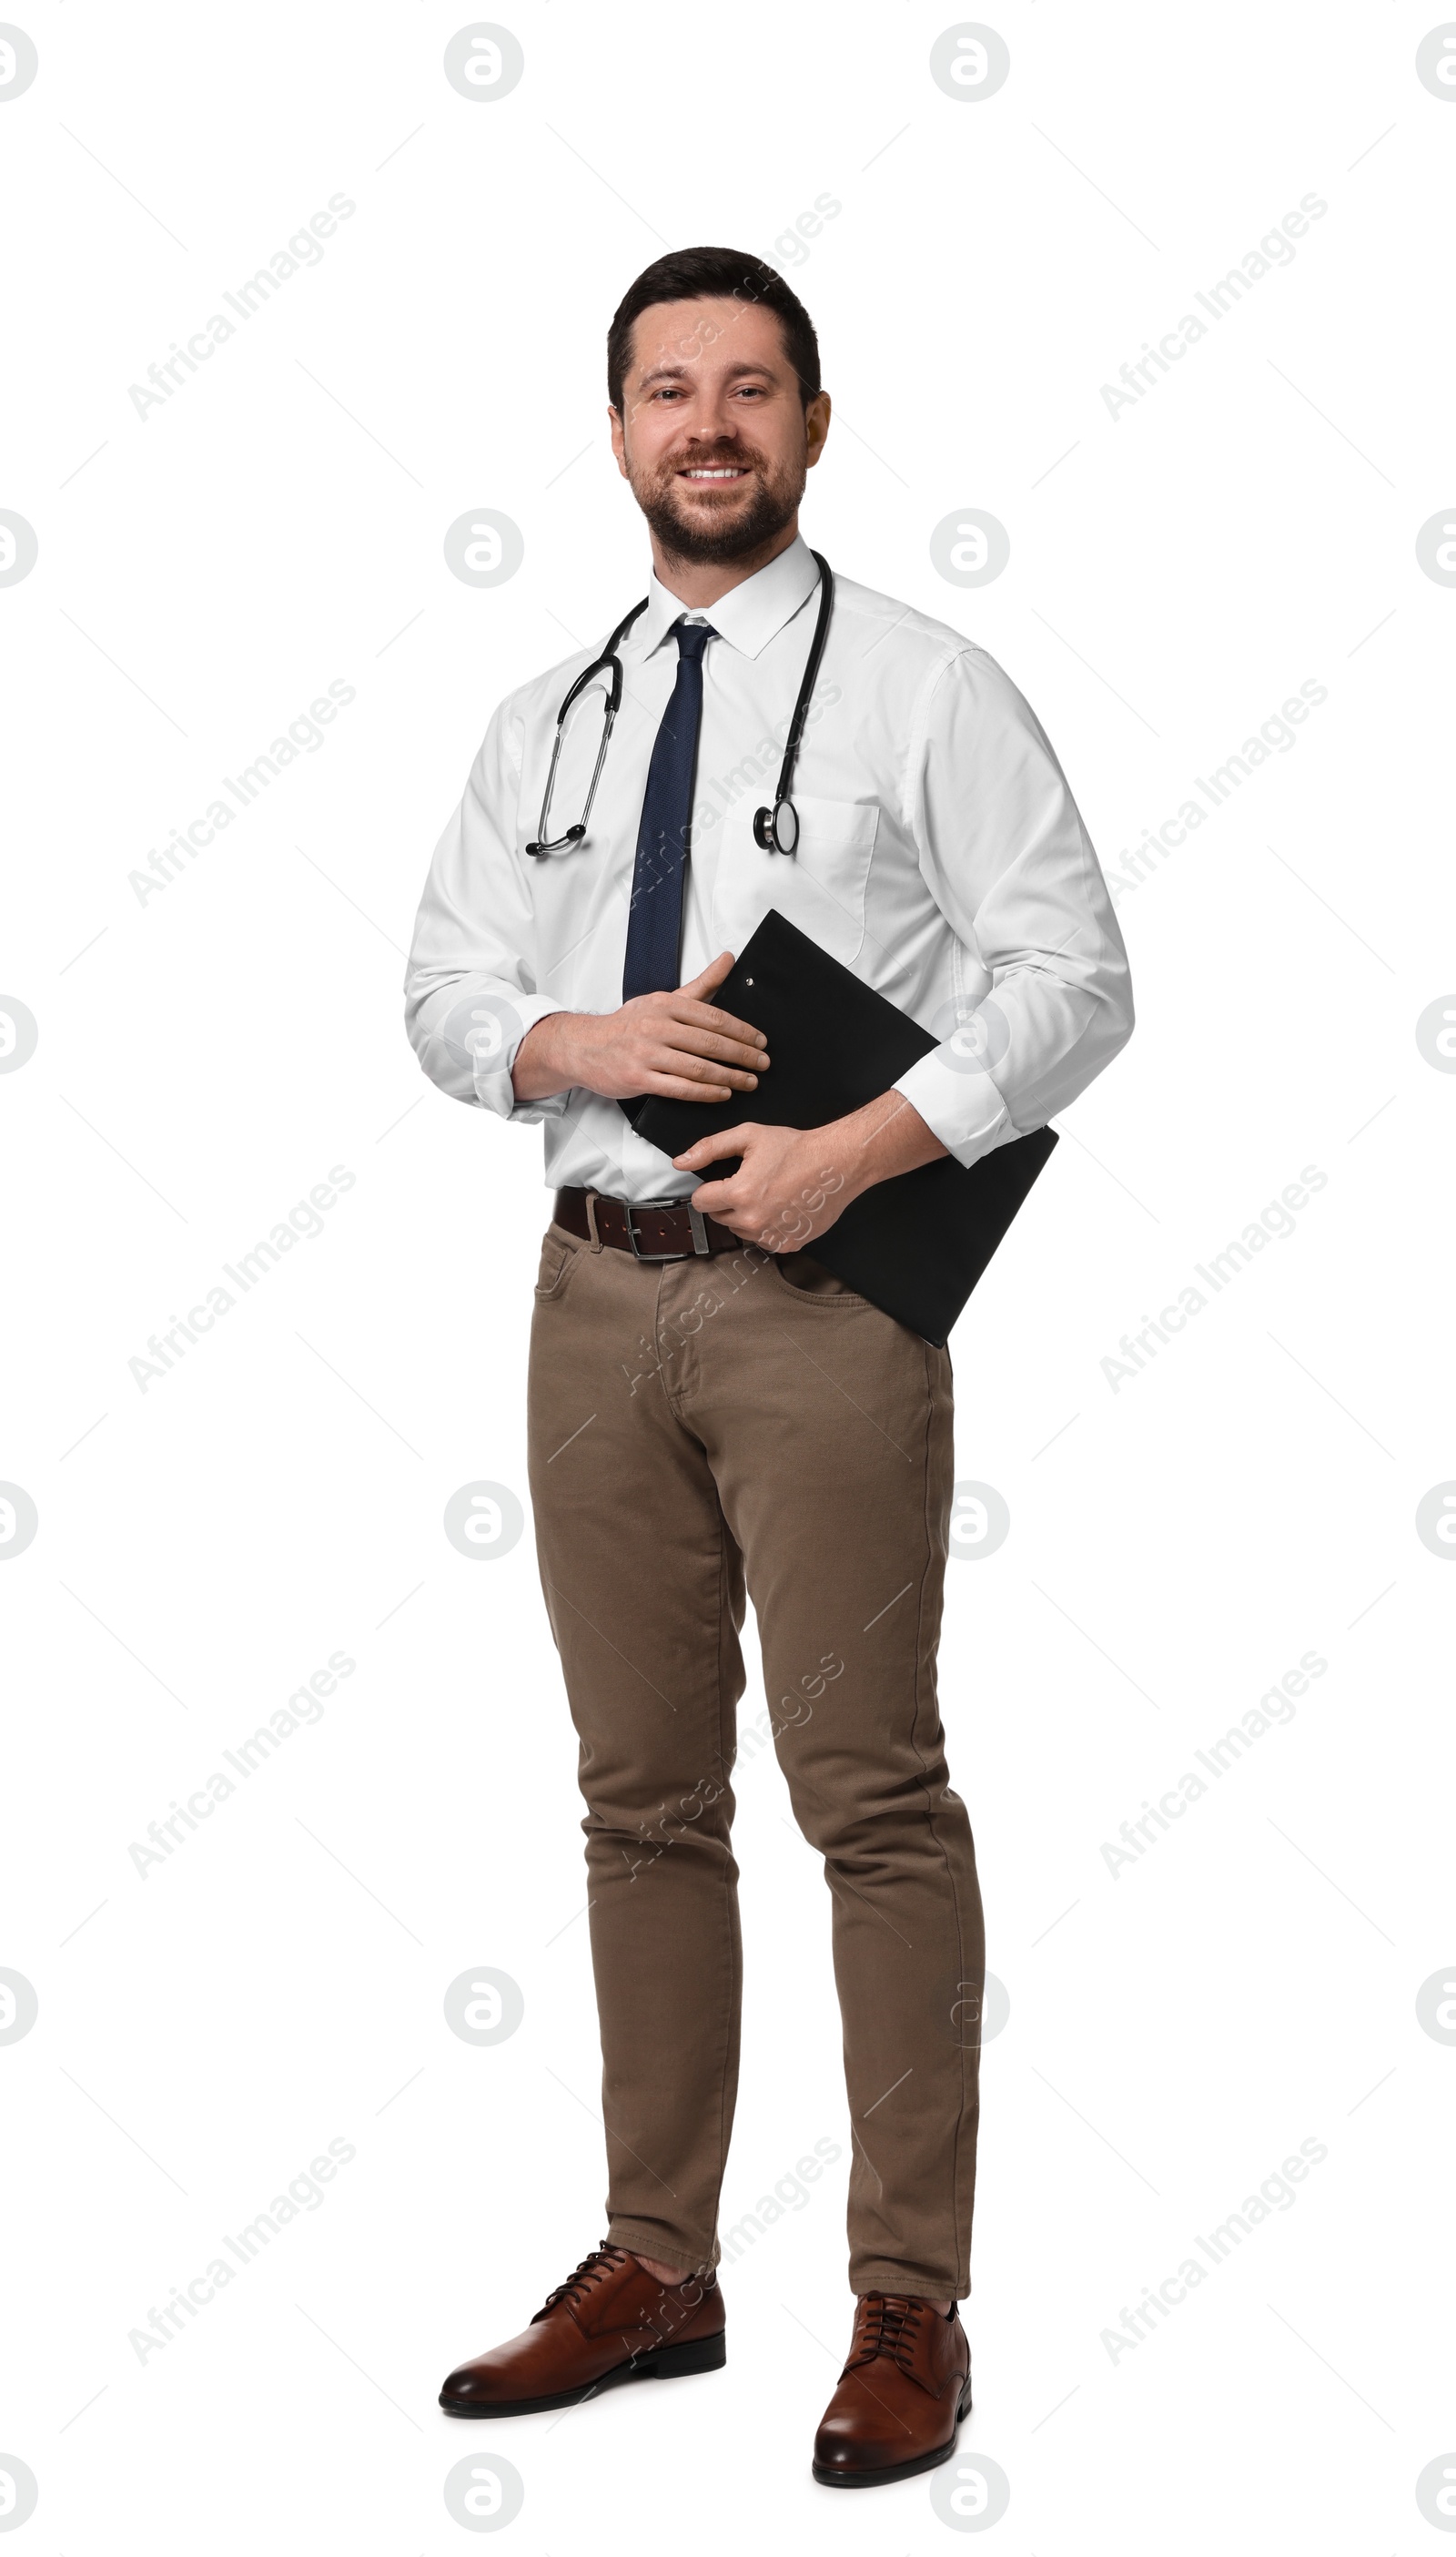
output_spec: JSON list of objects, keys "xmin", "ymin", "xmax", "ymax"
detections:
[{"xmin": 525, "ymin": 1216, "xmax": 985, "ymax": 2298}]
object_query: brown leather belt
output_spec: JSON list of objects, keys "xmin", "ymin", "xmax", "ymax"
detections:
[{"xmin": 553, "ymin": 1186, "xmax": 745, "ymax": 1262}]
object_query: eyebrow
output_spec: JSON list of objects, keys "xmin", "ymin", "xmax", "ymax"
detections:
[{"xmin": 634, "ymin": 360, "xmax": 779, "ymax": 389}]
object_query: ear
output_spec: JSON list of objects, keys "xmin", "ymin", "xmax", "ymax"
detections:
[{"xmin": 609, "ymin": 404, "xmax": 630, "ymax": 481}]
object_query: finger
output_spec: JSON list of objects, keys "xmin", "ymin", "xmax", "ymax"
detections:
[
  {"xmin": 640, "ymin": 1074, "xmax": 738, "ymax": 1103},
  {"xmin": 685, "ymin": 1172, "xmax": 756, "ymax": 1217},
  {"xmin": 707, "ymin": 1202, "xmax": 778, "ymax": 1247},
  {"xmin": 672, "ymin": 1125, "xmax": 753, "ymax": 1169},
  {"xmin": 672, "ymin": 999, "xmax": 767, "ymax": 1050},
  {"xmin": 654, "ymin": 1050, "xmax": 760, "ymax": 1090},
  {"xmin": 660, "ymin": 1028, "xmax": 768, "ymax": 1072},
  {"xmin": 679, "ymin": 949, "xmax": 737, "ymax": 1000},
  {"xmin": 686, "ymin": 1181, "xmax": 738, "ymax": 1216}
]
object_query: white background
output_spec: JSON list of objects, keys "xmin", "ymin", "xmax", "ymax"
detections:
[{"xmin": 3, "ymin": 3, "xmax": 1454, "ymax": 2549}]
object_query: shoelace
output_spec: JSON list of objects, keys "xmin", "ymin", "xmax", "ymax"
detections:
[
  {"xmin": 845, "ymin": 2292, "xmax": 928, "ymax": 2376},
  {"xmin": 536, "ymin": 2242, "xmax": 632, "ymax": 2319}
]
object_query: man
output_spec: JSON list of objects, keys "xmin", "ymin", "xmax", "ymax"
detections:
[{"xmin": 405, "ymin": 246, "xmax": 1132, "ymax": 2486}]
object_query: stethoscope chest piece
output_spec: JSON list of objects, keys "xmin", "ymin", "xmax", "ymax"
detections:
[{"xmin": 753, "ymin": 797, "xmax": 800, "ymax": 855}]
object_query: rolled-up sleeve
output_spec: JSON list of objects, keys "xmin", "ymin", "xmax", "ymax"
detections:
[
  {"xmin": 403, "ymin": 700, "xmax": 568, "ymax": 1122},
  {"xmin": 892, "ymin": 648, "xmax": 1134, "ymax": 1167}
]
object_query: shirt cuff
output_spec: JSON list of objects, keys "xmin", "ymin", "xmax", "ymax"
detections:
[
  {"xmin": 893, "ymin": 1046, "xmax": 1014, "ymax": 1170},
  {"xmin": 479, "ymin": 997, "xmax": 570, "ymax": 1124}
]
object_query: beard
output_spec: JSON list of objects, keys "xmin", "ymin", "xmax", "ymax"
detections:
[{"xmin": 630, "ymin": 444, "xmax": 805, "ymax": 565}]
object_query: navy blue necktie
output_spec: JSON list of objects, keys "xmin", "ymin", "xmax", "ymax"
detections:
[{"xmin": 622, "ymin": 618, "xmax": 718, "ymax": 1001}]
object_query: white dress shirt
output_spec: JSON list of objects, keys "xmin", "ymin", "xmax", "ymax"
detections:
[{"xmin": 404, "ymin": 535, "xmax": 1133, "ymax": 1200}]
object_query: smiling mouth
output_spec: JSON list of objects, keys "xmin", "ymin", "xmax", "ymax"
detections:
[{"xmin": 677, "ymin": 464, "xmax": 751, "ymax": 482}]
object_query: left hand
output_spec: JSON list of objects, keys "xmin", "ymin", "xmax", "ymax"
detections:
[{"xmin": 672, "ymin": 1121, "xmax": 853, "ymax": 1253}]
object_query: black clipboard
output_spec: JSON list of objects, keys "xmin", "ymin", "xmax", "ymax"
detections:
[{"xmin": 629, "ymin": 909, "xmax": 1057, "ymax": 1347}]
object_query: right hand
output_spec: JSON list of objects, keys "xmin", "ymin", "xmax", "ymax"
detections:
[{"xmin": 511, "ymin": 951, "xmax": 769, "ymax": 1104}]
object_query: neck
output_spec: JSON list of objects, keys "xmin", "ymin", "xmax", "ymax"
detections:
[{"xmin": 649, "ymin": 517, "xmax": 800, "ymax": 609}]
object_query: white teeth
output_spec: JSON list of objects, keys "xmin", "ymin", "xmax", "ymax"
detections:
[{"xmin": 684, "ymin": 468, "xmax": 743, "ymax": 479}]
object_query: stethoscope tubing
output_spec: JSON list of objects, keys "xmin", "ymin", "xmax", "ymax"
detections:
[{"xmin": 525, "ymin": 553, "xmax": 834, "ymax": 861}]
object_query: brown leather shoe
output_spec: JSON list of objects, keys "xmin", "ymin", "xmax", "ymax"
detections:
[
  {"xmin": 813, "ymin": 2293, "xmax": 972, "ymax": 2486},
  {"xmin": 440, "ymin": 2243, "xmax": 726, "ymax": 2417}
]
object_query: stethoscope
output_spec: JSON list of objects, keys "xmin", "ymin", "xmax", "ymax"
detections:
[{"xmin": 525, "ymin": 551, "xmax": 834, "ymax": 859}]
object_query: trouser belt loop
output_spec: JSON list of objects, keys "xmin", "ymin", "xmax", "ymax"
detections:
[
  {"xmin": 583, "ymin": 1190, "xmax": 603, "ymax": 1252},
  {"xmin": 688, "ymin": 1206, "xmax": 710, "ymax": 1256}
]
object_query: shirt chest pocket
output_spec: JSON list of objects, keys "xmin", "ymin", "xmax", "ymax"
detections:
[{"xmin": 709, "ymin": 794, "xmax": 879, "ymax": 966}]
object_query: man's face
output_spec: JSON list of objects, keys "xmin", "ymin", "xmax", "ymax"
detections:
[{"xmin": 611, "ymin": 296, "xmax": 830, "ymax": 565}]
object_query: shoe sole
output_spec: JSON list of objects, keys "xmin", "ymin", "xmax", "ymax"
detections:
[
  {"xmin": 812, "ymin": 2377, "xmax": 974, "ymax": 2488},
  {"xmin": 440, "ymin": 2329, "xmax": 726, "ymax": 2417}
]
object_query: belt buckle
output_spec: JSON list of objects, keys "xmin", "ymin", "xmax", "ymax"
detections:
[{"xmin": 624, "ymin": 1196, "xmax": 709, "ymax": 1262}]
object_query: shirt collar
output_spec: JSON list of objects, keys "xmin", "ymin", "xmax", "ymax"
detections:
[{"xmin": 632, "ymin": 533, "xmax": 821, "ymax": 664}]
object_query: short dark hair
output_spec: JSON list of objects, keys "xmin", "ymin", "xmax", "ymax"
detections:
[{"xmin": 607, "ymin": 247, "xmax": 821, "ymax": 414}]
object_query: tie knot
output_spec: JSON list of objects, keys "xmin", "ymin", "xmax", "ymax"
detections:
[{"xmin": 673, "ymin": 618, "xmax": 717, "ymax": 664}]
